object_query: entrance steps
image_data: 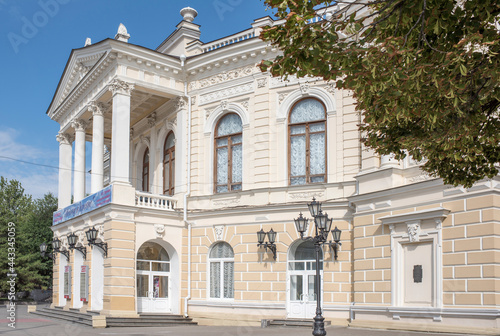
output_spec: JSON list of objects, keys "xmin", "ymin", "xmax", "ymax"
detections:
[
  {"xmin": 262, "ymin": 318, "xmax": 332, "ymax": 328},
  {"xmin": 31, "ymin": 307, "xmax": 93, "ymax": 326},
  {"xmin": 30, "ymin": 307, "xmax": 197, "ymax": 328}
]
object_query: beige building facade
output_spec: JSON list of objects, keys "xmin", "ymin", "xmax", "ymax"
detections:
[{"xmin": 46, "ymin": 6, "xmax": 499, "ymax": 335}]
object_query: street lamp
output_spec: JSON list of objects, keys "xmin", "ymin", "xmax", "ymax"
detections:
[
  {"xmin": 85, "ymin": 227, "xmax": 108, "ymax": 257},
  {"xmin": 67, "ymin": 232, "xmax": 87, "ymax": 260},
  {"xmin": 39, "ymin": 242, "xmax": 54, "ymax": 260},
  {"xmin": 51, "ymin": 237, "xmax": 69, "ymax": 260},
  {"xmin": 293, "ymin": 198, "xmax": 341, "ymax": 336},
  {"xmin": 256, "ymin": 228, "xmax": 277, "ymax": 260}
]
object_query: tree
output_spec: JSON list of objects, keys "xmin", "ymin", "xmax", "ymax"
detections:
[
  {"xmin": 0, "ymin": 177, "xmax": 57, "ymax": 293},
  {"xmin": 0, "ymin": 177, "xmax": 32, "ymax": 293},
  {"xmin": 260, "ymin": 0, "xmax": 500, "ymax": 187},
  {"xmin": 17, "ymin": 193, "xmax": 57, "ymax": 291}
]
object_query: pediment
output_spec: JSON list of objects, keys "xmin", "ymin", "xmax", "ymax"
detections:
[{"xmin": 47, "ymin": 40, "xmax": 111, "ymax": 118}]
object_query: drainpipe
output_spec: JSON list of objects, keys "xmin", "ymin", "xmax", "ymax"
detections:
[{"xmin": 180, "ymin": 54, "xmax": 192, "ymax": 318}]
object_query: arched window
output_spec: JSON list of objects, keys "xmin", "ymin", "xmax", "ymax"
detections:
[
  {"xmin": 288, "ymin": 98, "xmax": 327, "ymax": 185},
  {"xmin": 163, "ymin": 132, "xmax": 175, "ymax": 195},
  {"xmin": 214, "ymin": 114, "xmax": 242, "ymax": 193},
  {"xmin": 142, "ymin": 148, "xmax": 150, "ymax": 192},
  {"xmin": 209, "ymin": 242, "xmax": 234, "ymax": 299}
]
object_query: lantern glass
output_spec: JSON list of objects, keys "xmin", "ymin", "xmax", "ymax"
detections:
[
  {"xmin": 314, "ymin": 211, "xmax": 327, "ymax": 231},
  {"xmin": 67, "ymin": 233, "xmax": 77, "ymax": 248},
  {"xmin": 294, "ymin": 213, "xmax": 308, "ymax": 234},
  {"xmin": 257, "ymin": 229, "xmax": 266, "ymax": 244},
  {"xmin": 267, "ymin": 228, "xmax": 277, "ymax": 244},
  {"xmin": 331, "ymin": 226, "xmax": 342, "ymax": 243},
  {"xmin": 52, "ymin": 237, "xmax": 60, "ymax": 250},
  {"xmin": 324, "ymin": 215, "xmax": 333, "ymax": 233},
  {"xmin": 307, "ymin": 198, "xmax": 321, "ymax": 217},
  {"xmin": 40, "ymin": 242, "xmax": 47, "ymax": 253}
]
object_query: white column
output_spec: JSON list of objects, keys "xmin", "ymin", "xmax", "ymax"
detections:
[
  {"xmin": 147, "ymin": 112, "xmax": 157, "ymax": 193},
  {"xmin": 72, "ymin": 119, "xmax": 87, "ymax": 202},
  {"xmin": 89, "ymin": 102, "xmax": 105, "ymax": 193},
  {"xmin": 109, "ymin": 79, "xmax": 134, "ymax": 185},
  {"xmin": 56, "ymin": 132, "xmax": 73, "ymax": 209}
]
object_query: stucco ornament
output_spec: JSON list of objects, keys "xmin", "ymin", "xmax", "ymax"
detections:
[
  {"xmin": 154, "ymin": 224, "xmax": 166, "ymax": 238},
  {"xmin": 214, "ymin": 225, "xmax": 224, "ymax": 241},
  {"xmin": 407, "ymin": 222, "xmax": 421, "ymax": 242}
]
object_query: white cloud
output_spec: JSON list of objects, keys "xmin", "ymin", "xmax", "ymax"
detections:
[{"xmin": 0, "ymin": 128, "xmax": 59, "ymax": 199}]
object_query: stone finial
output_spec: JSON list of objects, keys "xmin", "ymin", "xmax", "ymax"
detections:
[
  {"xmin": 115, "ymin": 23, "xmax": 130, "ymax": 42},
  {"xmin": 84, "ymin": 37, "xmax": 91, "ymax": 47},
  {"xmin": 180, "ymin": 7, "xmax": 198, "ymax": 22}
]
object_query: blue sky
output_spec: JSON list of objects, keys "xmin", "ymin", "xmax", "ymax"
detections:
[{"xmin": 0, "ymin": 0, "xmax": 272, "ymax": 199}]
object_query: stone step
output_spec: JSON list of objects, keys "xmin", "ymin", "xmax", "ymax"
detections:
[
  {"xmin": 30, "ymin": 310, "xmax": 92, "ymax": 326},
  {"xmin": 40, "ymin": 307, "xmax": 93, "ymax": 320}
]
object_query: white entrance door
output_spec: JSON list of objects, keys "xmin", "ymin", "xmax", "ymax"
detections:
[
  {"xmin": 287, "ymin": 260, "xmax": 323, "ymax": 319},
  {"xmin": 137, "ymin": 271, "xmax": 170, "ymax": 313}
]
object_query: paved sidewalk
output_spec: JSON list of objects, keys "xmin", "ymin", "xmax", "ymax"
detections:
[{"xmin": 1, "ymin": 305, "xmax": 485, "ymax": 336}]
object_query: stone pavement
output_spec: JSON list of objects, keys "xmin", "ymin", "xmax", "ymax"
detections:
[{"xmin": 1, "ymin": 305, "xmax": 485, "ymax": 336}]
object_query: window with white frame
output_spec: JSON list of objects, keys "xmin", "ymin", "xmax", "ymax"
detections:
[
  {"xmin": 288, "ymin": 98, "xmax": 327, "ymax": 185},
  {"xmin": 163, "ymin": 132, "xmax": 175, "ymax": 195},
  {"xmin": 214, "ymin": 113, "xmax": 242, "ymax": 193},
  {"xmin": 209, "ymin": 242, "xmax": 234, "ymax": 299}
]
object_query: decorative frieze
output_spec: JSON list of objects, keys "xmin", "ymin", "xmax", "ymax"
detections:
[
  {"xmin": 199, "ymin": 82, "xmax": 253, "ymax": 105},
  {"xmin": 288, "ymin": 191, "xmax": 324, "ymax": 200},
  {"xmin": 198, "ymin": 64, "xmax": 255, "ymax": 89},
  {"xmin": 257, "ymin": 78, "xmax": 267, "ymax": 88}
]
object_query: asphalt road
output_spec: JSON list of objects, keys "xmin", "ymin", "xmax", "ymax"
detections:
[{"xmin": 0, "ymin": 305, "xmax": 486, "ymax": 336}]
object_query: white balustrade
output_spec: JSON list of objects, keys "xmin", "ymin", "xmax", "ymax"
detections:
[
  {"xmin": 203, "ymin": 28, "xmax": 256, "ymax": 53},
  {"xmin": 135, "ymin": 191, "xmax": 177, "ymax": 210}
]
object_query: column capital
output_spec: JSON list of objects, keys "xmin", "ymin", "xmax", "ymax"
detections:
[
  {"xmin": 88, "ymin": 101, "xmax": 107, "ymax": 116},
  {"xmin": 174, "ymin": 96, "xmax": 187, "ymax": 111},
  {"xmin": 108, "ymin": 78, "xmax": 134, "ymax": 96},
  {"xmin": 56, "ymin": 132, "xmax": 73, "ymax": 145},
  {"xmin": 71, "ymin": 119, "xmax": 88, "ymax": 132}
]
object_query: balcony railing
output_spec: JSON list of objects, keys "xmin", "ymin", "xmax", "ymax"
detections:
[
  {"xmin": 202, "ymin": 28, "xmax": 256, "ymax": 53},
  {"xmin": 135, "ymin": 191, "xmax": 176, "ymax": 210}
]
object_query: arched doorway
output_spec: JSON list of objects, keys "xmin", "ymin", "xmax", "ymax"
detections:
[
  {"xmin": 287, "ymin": 240, "xmax": 323, "ymax": 319},
  {"xmin": 136, "ymin": 241, "xmax": 171, "ymax": 313}
]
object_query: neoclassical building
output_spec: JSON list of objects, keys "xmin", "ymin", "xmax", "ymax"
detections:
[{"xmin": 45, "ymin": 5, "xmax": 499, "ymax": 334}]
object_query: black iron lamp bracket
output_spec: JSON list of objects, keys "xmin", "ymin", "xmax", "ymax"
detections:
[
  {"xmin": 73, "ymin": 245, "xmax": 87, "ymax": 260},
  {"xmin": 328, "ymin": 241, "xmax": 342, "ymax": 260},
  {"xmin": 257, "ymin": 242, "xmax": 277, "ymax": 260},
  {"xmin": 58, "ymin": 249, "xmax": 69, "ymax": 260},
  {"xmin": 92, "ymin": 242, "xmax": 108, "ymax": 258},
  {"xmin": 40, "ymin": 251, "xmax": 55, "ymax": 261}
]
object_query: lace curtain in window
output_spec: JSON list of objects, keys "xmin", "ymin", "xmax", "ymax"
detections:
[
  {"xmin": 289, "ymin": 99, "xmax": 326, "ymax": 185},
  {"xmin": 209, "ymin": 242, "xmax": 234, "ymax": 299},
  {"xmin": 215, "ymin": 114, "xmax": 243, "ymax": 193}
]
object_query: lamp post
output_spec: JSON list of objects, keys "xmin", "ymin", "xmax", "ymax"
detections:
[{"xmin": 294, "ymin": 198, "xmax": 341, "ymax": 336}]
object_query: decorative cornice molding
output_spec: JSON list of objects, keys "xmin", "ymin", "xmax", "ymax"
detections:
[
  {"xmin": 257, "ymin": 78, "xmax": 267, "ymax": 88},
  {"xmin": 108, "ymin": 78, "xmax": 134, "ymax": 96},
  {"xmin": 199, "ymin": 82, "xmax": 253, "ymax": 106}
]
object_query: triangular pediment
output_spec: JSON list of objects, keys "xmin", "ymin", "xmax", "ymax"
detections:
[{"xmin": 47, "ymin": 39, "xmax": 112, "ymax": 118}]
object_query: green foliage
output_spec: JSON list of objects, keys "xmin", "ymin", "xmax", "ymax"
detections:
[
  {"xmin": 260, "ymin": 0, "xmax": 500, "ymax": 187},
  {"xmin": 0, "ymin": 177, "xmax": 56, "ymax": 293}
]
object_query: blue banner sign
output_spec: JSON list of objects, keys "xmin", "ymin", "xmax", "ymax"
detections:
[{"xmin": 53, "ymin": 186, "xmax": 112, "ymax": 225}]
